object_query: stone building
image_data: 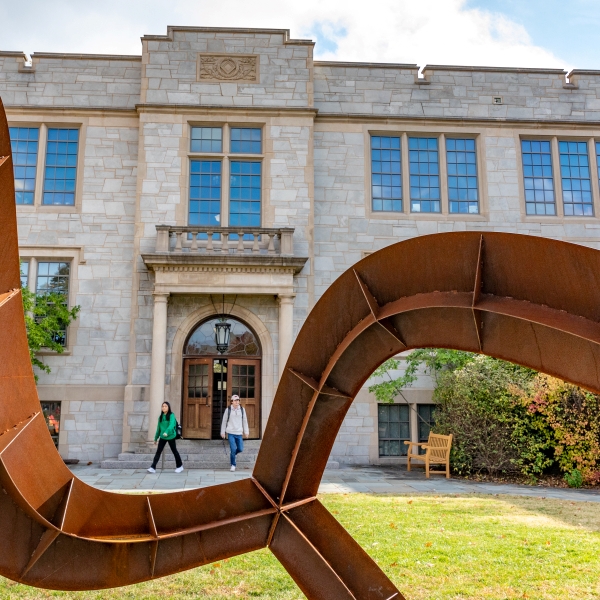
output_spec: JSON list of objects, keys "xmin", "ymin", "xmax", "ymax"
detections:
[{"xmin": 1, "ymin": 26, "xmax": 600, "ymax": 467}]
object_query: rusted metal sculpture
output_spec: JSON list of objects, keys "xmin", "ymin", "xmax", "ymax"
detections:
[{"xmin": 2, "ymin": 96, "xmax": 600, "ymax": 599}]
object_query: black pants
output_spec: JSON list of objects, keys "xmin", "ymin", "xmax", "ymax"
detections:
[{"xmin": 151, "ymin": 438, "xmax": 183, "ymax": 469}]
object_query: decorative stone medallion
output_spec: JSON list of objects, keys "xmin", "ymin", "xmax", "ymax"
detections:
[{"xmin": 197, "ymin": 54, "xmax": 258, "ymax": 82}]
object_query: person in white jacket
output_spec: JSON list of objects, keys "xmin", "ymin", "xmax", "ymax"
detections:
[{"xmin": 220, "ymin": 394, "xmax": 249, "ymax": 471}]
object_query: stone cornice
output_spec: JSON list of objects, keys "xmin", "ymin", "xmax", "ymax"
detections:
[
  {"xmin": 142, "ymin": 253, "xmax": 308, "ymax": 275},
  {"xmin": 4, "ymin": 106, "xmax": 138, "ymax": 117},
  {"xmin": 136, "ymin": 103, "xmax": 318, "ymax": 116},
  {"xmin": 314, "ymin": 113, "xmax": 600, "ymax": 129},
  {"xmin": 142, "ymin": 26, "xmax": 314, "ymax": 46}
]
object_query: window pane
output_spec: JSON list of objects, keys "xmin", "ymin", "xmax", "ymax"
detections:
[
  {"xmin": 189, "ymin": 160, "xmax": 221, "ymax": 235},
  {"xmin": 521, "ymin": 139, "xmax": 555, "ymax": 215},
  {"xmin": 190, "ymin": 127, "xmax": 222, "ymax": 153},
  {"xmin": 378, "ymin": 403, "xmax": 410, "ymax": 456},
  {"xmin": 447, "ymin": 138, "xmax": 479, "ymax": 214},
  {"xmin": 371, "ymin": 135, "xmax": 402, "ymax": 212},
  {"xmin": 230, "ymin": 161, "xmax": 261, "ymax": 233},
  {"xmin": 36, "ymin": 261, "xmax": 70, "ymax": 346},
  {"xmin": 9, "ymin": 127, "xmax": 39, "ymax": 205},
  {"xmin": 597, "ymin": 142, "xmax": 600, "ymax": 195},
  {"xmin": 418, "ymin": 404, "xmax": 437, "ymax": 454},
  {"xmin": 409, "ymin": 137, "xmax": 440, "ymax": 213},
  {"xmin": 559, "ymin": 141, "xmax": 593, "ymax": 216},
  {"xmin": 20, "ymin": 261, "xmax": 29, "ymax": 288},
  {"xmin": 230, "ymin": 128, "xmax": 262, "ymax": 154},
  {"xmin": 43, "ymin": 128, "xmax": 79, "ymax": 205}
]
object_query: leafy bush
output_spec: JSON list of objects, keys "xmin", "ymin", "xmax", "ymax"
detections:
[
  {"xmin": 369, "ymin": 349, "xmax": 600, "ymax": 484},
  {"xmin": 564, "ymin": 469, "xmax": 584, "ymax": 488},
  {"xmin": 21, "ymin": 285, "xmax": 80, "ymax": 380},
  {"xmin": 432, "ymin": 355, "xmax": 536, "ymax": 475}
]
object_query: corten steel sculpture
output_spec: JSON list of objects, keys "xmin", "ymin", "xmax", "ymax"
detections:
[{"xmin": 3, "ymin": 98, "xmax": 600, "ymax": 599}]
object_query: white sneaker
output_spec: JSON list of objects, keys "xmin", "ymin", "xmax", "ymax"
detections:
[
  {"xmin": 174, "ymin": 466, "xmax": 184, "ymax": 473},
  {"xmin": 230, "ymin": 465, "xmax": 236, "ymax": 472},
  {"xmin": 147, "ymin": 467, "xmax": 156, "ymax": 474}
]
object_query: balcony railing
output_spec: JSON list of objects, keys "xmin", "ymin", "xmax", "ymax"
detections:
[{"xmin": 155, "ymin": 225, "xmax": 294, "ymax": 256}]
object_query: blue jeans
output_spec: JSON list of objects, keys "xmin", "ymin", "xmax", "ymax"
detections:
[{"xmin": 228, "ymin": 434, "xmax": 244, "ymax": 466}]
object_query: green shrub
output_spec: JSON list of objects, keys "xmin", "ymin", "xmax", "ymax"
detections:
[{"xmin": 564, "ymin": 469, "xmax": 584, "ymax": 488}]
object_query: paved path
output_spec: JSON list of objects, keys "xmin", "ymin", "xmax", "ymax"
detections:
[{"xmin": 70, "ymin": 465, "xmax": 600, "ymax": 503}]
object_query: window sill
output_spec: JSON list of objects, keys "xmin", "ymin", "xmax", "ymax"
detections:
[
  {"xmin": 36, "ymin": 349, "xmax": 72, "ymax": 356},
  {"xmin": 368, "ymin": 211, "xmax": 487, "ymax": 221},
  {"xmin": 17, "ymin": 205, "xmax": 79, "ymax": 213}
]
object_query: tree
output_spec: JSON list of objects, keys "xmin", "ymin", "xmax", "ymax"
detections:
[{"xmin": 21, "ymin": 284, "xmax": 80, "ymax": 380}]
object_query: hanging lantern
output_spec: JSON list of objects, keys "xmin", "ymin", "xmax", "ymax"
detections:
[{"xmin": 215, "ymin": 319, "xmax": 231, "ymax": 354}]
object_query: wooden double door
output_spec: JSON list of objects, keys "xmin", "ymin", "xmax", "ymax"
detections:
[{"xmin": 182, "ymin": 357, "xmax": 260, "ymax": 439}]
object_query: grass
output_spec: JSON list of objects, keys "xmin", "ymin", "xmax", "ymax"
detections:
[{"xmin": 2, "ymin": 493, "xmax": 600, "ymax": 599}]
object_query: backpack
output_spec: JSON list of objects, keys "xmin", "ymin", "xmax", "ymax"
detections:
[{"xmin": 175, "ymin": 419, "xmax": 182, "ymax": 440}]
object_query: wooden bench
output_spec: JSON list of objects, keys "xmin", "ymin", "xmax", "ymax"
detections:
[{"xmin": 404, "ymin": 432, "xmax": 453, "ymax": 478}]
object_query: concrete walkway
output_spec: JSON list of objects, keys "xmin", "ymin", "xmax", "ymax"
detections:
[{"xmin": 70, "ymin": 464, "xmax": 600, "ymax": 503}]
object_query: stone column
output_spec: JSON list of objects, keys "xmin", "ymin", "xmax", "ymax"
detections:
[
  {"xmin": 148, "ymin": 292, "xmax": 169, "ymax": 441},
  {"xmin": 278, "ymin": 294, "xmax": 295, "ymax": 378}
]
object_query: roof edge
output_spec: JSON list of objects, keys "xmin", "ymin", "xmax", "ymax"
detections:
[
  {"xmin": 314, "ymin": 61, "xmax": 418, "ymax": 70},
  {"xmin": 422, "ymin": 64, "xmax": 567, "ymax": 74},
  {"xmin": 31, "ymin": 52, "xmax": 142, "ymax": 61},
  {"xmin": 142, "ymin": 25, "xmax": 314, "ymax": 45}
]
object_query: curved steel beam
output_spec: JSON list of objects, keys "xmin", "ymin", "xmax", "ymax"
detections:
[{"xmin": 2, "ymin": 97, "xmax": 600, "ymax": 599}]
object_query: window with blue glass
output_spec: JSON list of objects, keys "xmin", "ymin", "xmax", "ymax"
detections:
[
  {"xmin": 36, "ymin": 261, "xmax": 71, "ymax": 346},
  {"xmin": 189, "ymin": 161, "xmax": 222, "ymax": 232},
  {"xmin": 559, "ymin": 141, "xmax": 593, "ymax": 216},
  {"xmin": 230, "ymin": 161, "xmax": 261, "ymax": 228},
  {"xmin": 521, "ymin": 140, "xmax": 555, "ymax": 215},
  {"xmin": 371, "ymin": 136, "xmax": 402, "ymax": 212},
  {"xmin": 20, "ymin": 261, "xmax": 29, "ymax": 288},
  {"xmin": 447, "ymin": 138, "xmax": 479, "ymax": 214},
  {"xmin": 230, "ymin": 128, "xmax": 262, "ymax": 154},
  {"xmin": 597, "ymin": 142, "xmax": 600, "ymax": 190},
  {"xmin": 43, "ymin": 128, "xmax": 79, "ymax": 205},
  {"xmin": 191, "ymin": 127, "xmax": 222, "ymax": 153},
  {"xmin": 409, "ymin": 137, "xmax": 440, "ymax": 213},
  {"xmin": 9, "ymin": 127, "xmax": 38, "ymax": 205}
]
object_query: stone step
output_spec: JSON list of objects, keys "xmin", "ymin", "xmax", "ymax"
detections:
[
  {"xmin": 101, "ymin": 458, "xmax": 340, "ymax": 470},
  {"xmin": 135, "ymin": 441, "xmax": 262, "ymax": 454},
  {"xmin": 102, "ymin": 459, "xmax": 255, "ymax": 470},
  {"xmin": 119, "ymin": 452, "xmax": 257, "ymax": 462}
]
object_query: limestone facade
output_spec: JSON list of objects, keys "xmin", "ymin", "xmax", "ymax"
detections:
[{"xmin": 2, "ymin": 27, "xmax": 600, "ymax": 465}]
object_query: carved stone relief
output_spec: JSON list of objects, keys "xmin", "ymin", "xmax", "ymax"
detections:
[{"xmin": 197, "ymin": 54, "xmax": 258, "ymax": 82}]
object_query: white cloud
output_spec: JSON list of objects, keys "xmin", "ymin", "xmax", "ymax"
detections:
[{"xmin": 0, "ymin": 0, "xmax": 566, "ymax": 69}]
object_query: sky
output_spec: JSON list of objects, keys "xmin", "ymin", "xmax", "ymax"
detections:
[{"xmin": 0, "ymin": 0, "xmax": 598, "ymax": 71}]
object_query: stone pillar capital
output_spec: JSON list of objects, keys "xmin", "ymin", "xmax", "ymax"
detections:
[
  {"xmin": 277, "ymin": 293, "xmax": 296, "ymax": 305},
  {"xmin": 152, "ymin": 292, "xmax": 169, "ymax": 302}
]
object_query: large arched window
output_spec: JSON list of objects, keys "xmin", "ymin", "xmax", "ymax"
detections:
[{"xmin": 184, "ymin": 316, "xmax": 261, "ymax": 356}]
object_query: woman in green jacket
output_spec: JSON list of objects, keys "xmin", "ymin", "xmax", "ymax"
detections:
[{"xmin": 147, "ymin": 402, "xmax": 184, "ymax": 473}]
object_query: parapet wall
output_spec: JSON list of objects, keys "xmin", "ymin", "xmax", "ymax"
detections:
[
  {"xmin": 0, "ymin": 51, "xmax": 141, "ymax": 109},
  {"xmin": 2, "ymin": 29, "xmax": 600, "ymax": 121},
  {"xmin": 314, "ymin": 63, "xmax": 600, "ymax": 121}
]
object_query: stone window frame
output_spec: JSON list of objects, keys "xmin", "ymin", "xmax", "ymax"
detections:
[
  {"xmin": 9, "ymin": 118, "xmax": 86, "ymax": 213},
  {"xmin": 184, "ymin": 121, "xmax": 266, "ymax": 229},
  {"xmin": 18, "ymin": 245, "xmax": 84, "ymax": 355},
  {"xmin": 516, "ymin": 133, "xmax": 600, "ymax": 221},
  {"xmin": 364, "ymin": 127, "xmax": 487, "ymax": 221}
]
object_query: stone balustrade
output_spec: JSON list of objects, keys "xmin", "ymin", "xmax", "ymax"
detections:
[{"xmin": 155, "ymin": 225, "xmax": 295, "ymax": 256}]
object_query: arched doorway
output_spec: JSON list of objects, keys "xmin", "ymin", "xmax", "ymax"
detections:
[{"xmin": 182, "ymin": 316, "xmax": 261, "ymax": 439}]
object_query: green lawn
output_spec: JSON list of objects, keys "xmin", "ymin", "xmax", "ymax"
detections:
[{"xmin": 2, "ymin": 494, "xmax": 600, "ymax": 600}]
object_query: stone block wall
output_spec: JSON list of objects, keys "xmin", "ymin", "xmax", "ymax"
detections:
[
  {"xmin": 314, "ymin": 63, "xmax": 600, "ymax": 121},
  {"xmin": 19, "ymin": 122, "xmax": 138, "ymax": 386},
  {"xmin": 60, "ymin": 399, "xmax": 124, "ymax": 461},
  {"xmin": 0, "ymin": 52, "xmax": 141, "ymax": 109},
  {"xmin": 141, "ymin": 28, "xmax": 313, "ymax": 107}
]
